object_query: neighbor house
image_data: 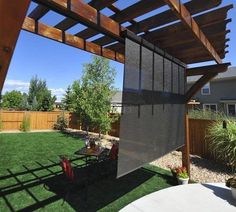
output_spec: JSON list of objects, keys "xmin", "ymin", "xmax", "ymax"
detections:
[
  {"xmin": 111, "ymin": 91, "xmax": 122, "ymax": 113},
  {"xmin": 187, "ymin": 66, "xmax": 236, "ymax": 116}
]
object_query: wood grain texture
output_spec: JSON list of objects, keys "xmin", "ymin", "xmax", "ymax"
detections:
[
  {"xmin": 0, "ymin": 0, "xmax": 31, "ymax": 92},
  {"xmin": 164, "ymin": 0, "xmax": 222, "ymax": 63},
  {"xmin": 22, "ymin": 17, "xmax": 124, "ymax": 63}
]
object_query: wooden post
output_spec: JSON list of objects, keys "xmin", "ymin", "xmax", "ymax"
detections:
[
  {"xmin": 182, "ymin": 112, "xmax": 190, "ymax": 177},
  {"xmin": 0, "ymin": 0, "xmax": 31, "ymax": 92}
]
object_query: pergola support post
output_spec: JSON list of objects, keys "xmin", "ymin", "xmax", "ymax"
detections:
[
  {"xmin": 182, "ymin": 112, "xmax": 190, "ymax": 177},
  {"xmin": 0, "ymin": 0, "xmax": 31, "ymax": 93}
]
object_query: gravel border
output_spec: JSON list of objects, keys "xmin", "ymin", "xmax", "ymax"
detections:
[{"xmin": 151, "ymin": 151, "xmax": 235, "ymax": 183}]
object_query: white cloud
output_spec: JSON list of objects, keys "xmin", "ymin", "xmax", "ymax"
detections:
[
  {"xmin": 2, "ymin": 79, "xmax": 65, "ymax": 102},
  {"xmin": 49, "ymin": 88, "xmax": 65, "ymax": 102},
  {"xmin": 5, "ymin": 80, "xmax": 30, "ymax": 87},
  {"xmin": 3, "ymin": 79, "xmax": 30, "ymax": 93}
]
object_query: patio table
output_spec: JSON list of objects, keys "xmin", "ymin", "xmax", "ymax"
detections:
[
  {"xmin": 120, "ymin": 183, "xmax": 236, "ymax": 212},
  {"xmin": 75, "ymin": 146, "xmax": 106, "ymax": 166},
  {"xmin": 75, "ymin": 146, "xmax": 105, "ymax": 157}
]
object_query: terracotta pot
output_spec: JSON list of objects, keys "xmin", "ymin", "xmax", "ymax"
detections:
[
  {"xmin": 231, "ymin": 187, "xmax": 236, "ymax": 200},
  {"xmin": 177, "ymin": 177, "xmax": 189, "ymax": 185}
]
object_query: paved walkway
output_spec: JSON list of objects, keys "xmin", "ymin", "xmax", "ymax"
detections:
[{"xmin": 120, "ymin": 183, "xmax": 236, "ymax": 212}]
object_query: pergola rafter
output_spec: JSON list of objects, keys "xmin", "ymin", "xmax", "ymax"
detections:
[
  {"xmin": 93, "ymin": 0, "xmax": 223, "ymax": 46},
  {"xmin": 32, "ymin": 0, "xmax": 125, "ymax": 43},
  {"xmin": 28, "ymin": 5, "xmax": 49, "ymax": 20},
  {"xmin": 103, "ymin": 5, "xmax": 232, "ymax": 63},
  {"xmin": 54, "ymin": 0, "xmax": 117, "ymax": 31},
  {"xmin": 75, "ymin": 0, "xmax": 166, "ymax": 39},
  {"xmin": 164, "ymin": 0, "xmax": 222, "ymax": 64}
]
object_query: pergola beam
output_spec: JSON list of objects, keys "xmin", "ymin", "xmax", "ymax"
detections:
[
  {"xmin": 186, "ymin": 63, "xmax": 231, "ymax": 76},
  {"xmin": 0, "ymin": 0, "xmax": 31, "ymax": 93},
  {"xmin": 32, "ymin": 0, "xmax": 125, "ymax": 43},
  {"xmin": 105, "ymin": 6, "xmax": 232, "ymax": 60},
  {"xmin": 94, "ymin": 0, "xmax": 223, "ymax": 46},
  {"xmin": 75, "ymin": 0, "xmax": 166, "ymax": 39},
  {"xmin": 164, "ymin": 0, "xmax": 222, "ymax": 64},
  {"xmin": 54, "ymin": 0, "xmax": 117, "ymax": 31},
  {"xmin": 22, "ymin": 17, "xmax": 124, "ymax": 63}
]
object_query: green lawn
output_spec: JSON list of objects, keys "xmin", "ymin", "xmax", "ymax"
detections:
[{"xmin": 0, "ymin": 132, "xmax": 176, "ymax": 211}]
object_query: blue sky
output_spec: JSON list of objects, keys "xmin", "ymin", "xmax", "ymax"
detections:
[{"xmin": 3, "ymin": 0, "xmax": 235, "ymax": 101}]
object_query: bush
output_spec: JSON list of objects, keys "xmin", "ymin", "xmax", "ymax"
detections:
[
  {"xmin": 188, "ymin": 109, "xmax": 227, "ymax": 120},
  {"xmin": 54, "ymin": 113, "xmax": 68, "ymax": 131},
  {"xmin": 207, "ymin": 119, "xmax": 236, "ymax": 170},
  {"xmin": 20, "ymin": 113, "xmax": 31, "ymax": 132}
]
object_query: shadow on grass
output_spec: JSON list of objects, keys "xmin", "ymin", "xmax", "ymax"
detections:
[
  {"xmin": 59, "ymin": 130, "xmax": 88, "ymax": 140},
  {"xmin": 0, "ymin": 157, "xmax": 174, "ymax": 212}
]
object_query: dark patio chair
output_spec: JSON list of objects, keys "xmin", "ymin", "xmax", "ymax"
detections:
[{"xmin": 58, "ymin": 156, "xmax": 87, "ymax": 204}]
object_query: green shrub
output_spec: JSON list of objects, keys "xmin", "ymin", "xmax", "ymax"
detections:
[
  {"xmin": 207, "ymin": 119, "xmax": 236, "ymax": 170},
  {"xmin": 188, "ymin": 109, "xmax": 227, "ymax": 120},
  {"xmin": 54, "ymin": 113, "xmax": 68, "ymax": 131},
  {"xmin": 20, "ymin": 113, "xmax": 31, "ymax": 132}
]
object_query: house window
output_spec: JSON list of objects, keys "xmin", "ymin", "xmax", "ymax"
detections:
[
  {"xmin": 201, "ymin": 82, "xmax": 210, "ymax": 95},
  {"xmin": 227, "ymin": 104, "xmax": 236, "ymax": 116},
  {"xmin": 203, "ymin": 104, "xmax": 217, "ymax": 112}
]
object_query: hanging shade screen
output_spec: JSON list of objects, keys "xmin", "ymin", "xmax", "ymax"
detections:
[{"xmin": 117, "ymin": 36, "xmax": 186, "ymax": 178}]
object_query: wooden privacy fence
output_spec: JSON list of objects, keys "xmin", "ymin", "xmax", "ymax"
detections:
[
  {"xmin": 0, "ymin": 111, "xmax": 80, "ymax": 130},
  {"xmin": 0, "ymin": 111, "xmax": 217, "ymax": 159},
  {"xmin": 188, "ymin": 119, "xmax": 215, "ymax": 159},
  {"xmin": 0, "ymin": 111, "xmax": 119, "ymax": 137}
]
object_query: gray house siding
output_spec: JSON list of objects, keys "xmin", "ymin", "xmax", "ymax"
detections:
[{"xmin": 187, "ymin": 67, "xmax": 236, "ymax": 116}]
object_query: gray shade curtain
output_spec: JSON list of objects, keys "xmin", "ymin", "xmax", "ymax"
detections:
[{"xmin": 117, "ymin": 37, "xmax": 186, "ymax": 178}]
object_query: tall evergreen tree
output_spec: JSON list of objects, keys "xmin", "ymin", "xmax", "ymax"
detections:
[
  {"xmin": 61, "ymin": 86, "xmax": 74, "ymax": 111},
  {"xmin": 28, "ymin": 76, "xmax": 56, "ymax": 111},
  {"xmin": 19, "ymin": 93, "xmax": 29, "ymax": 111}
]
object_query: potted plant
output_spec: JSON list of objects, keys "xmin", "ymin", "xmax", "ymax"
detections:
[
  {"xmin": 176, "ymin": 167, "xmax": 189, "ymax": 185},
  {"xmin": 168, "ymin": 165, "xmax": 189, "ymax": 185},
  {"xmin": 226, "ymin": 176, "xmax": 236, "ymax": 200}
]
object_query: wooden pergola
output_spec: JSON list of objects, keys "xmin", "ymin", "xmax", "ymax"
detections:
[{"xmin": 0, "ymin": 0, "xmax": 232, "ymax": 174}]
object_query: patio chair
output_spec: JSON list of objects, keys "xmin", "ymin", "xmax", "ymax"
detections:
[
  {"xmin": 109, "ymin": 143, "xmax": 119, "ymax": 160},
  {"xmin": 96, "ymin": 143, "xmax": 119, "ymax": 177},
  {"xmin": 59, "ymin": 156, "xmax": 87, "ymax": 204},
  {"xmin": 60, "ymin": 156, "xmax": 75, "ymax": 181}
]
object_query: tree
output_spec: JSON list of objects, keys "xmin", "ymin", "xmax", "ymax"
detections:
[
  {"xmin": 28, "ymin": 76, "xmax": 56, "ymax": 111},
  {"xmin": 1, "ymin": 90, "xmax": 23, "ymax": 110},
  {"xmin": 78, "ymin": 56, "xmax": 117, "ymax": 136},
  {"xmin": 61, "ymin": 86, "xmax": 74, "ymax": 111},
  {"xmin": 31, "ymin": 96, "xmax": 38, "ymax": 111},
  {"xmin": 19, "ymin": 93, "xmax": 30, "ymax": 111}
]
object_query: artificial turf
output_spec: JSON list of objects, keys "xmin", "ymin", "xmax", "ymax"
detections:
[{"xmin": 0, "ymin": 132, "xmax": 175, "ymax": 211}]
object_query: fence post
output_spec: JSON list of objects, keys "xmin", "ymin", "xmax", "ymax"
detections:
[{"xmin": 182, "ymin": 113, "xmax": 190, "ymax": 177}]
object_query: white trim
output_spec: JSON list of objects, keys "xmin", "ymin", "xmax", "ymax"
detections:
[
  {"xmin": 226, "ymin": 104, "xmax": 236, "ymax": 116},
  {"xmin": 203, "ymin": 103, "xmax": 218, "ymax": 111},
  {"xmin": 201, "ymin": 82, "xmax": 211, "ymax": 95}
]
